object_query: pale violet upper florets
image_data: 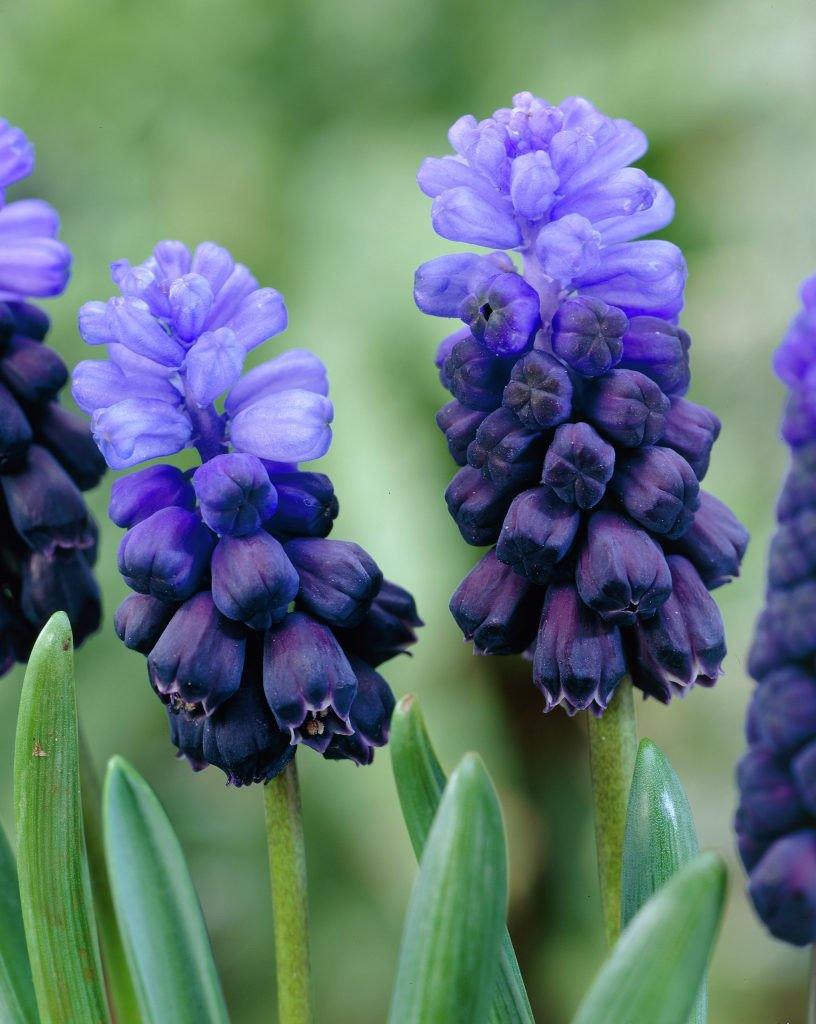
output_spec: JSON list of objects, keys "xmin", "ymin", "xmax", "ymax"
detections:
[{"xmin": 72, "ymin": 240, "xmax": 333, "ymax": 470}]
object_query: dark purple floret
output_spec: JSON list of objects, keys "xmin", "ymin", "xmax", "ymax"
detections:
[
  {"xmin": 193, "ymin": 452, "xmax": 278, "ymax": 536},
  {"xmin": 148, "ymin": 591, "xmax": 246, "ymax": 715},
  {"xmin": 659, "ymin": 398, "xmax": 720, "ymax": 480},
  {"xmin": 109, "ymin": 464, "xmax": 196, "ymax": 529},
  {"xmin": 467, "ymin": 407, "xmax": 547, "ymax": 489},
  {"xmin": 748, "ymin": 832, "xmax": 816, "ymax": 947},
  {"xmin": 20, "ymin": 549, "xmax": 101, "ymax": 647},
  {"xmin": 617, "ymin": 317, "xmax": 691, "ymax": 396},
  {"xmin": 610, "ymin": 446, "xmax": 700, "ymax": 538},
  {"xmin": 576, "ymin": 512, "xmax": 672, "ymax": 625},
  {"xmin": 117, "ymin": 506, "xmax": 215, "ymax": 602},
  {"xmin": 502, "ymin": 351, "xmax": 573, "ymax": 431},
  {"xmin": 670, "ymin": 491, "xmax": 748, "ymax": 589},
  {"xmin": 580, "ymin": 369, "xmax": 669, "ymax": 448},
  {"xmin": 550, "ymin": 297, "xmax": 628, "ymax": 377},
  {"xmin": 496, "ymin": 486, "xmax": 579, "ymax": 584},
  {"xmin": 114, "ymin": 593, "xmax": 177, "ymax": 655},
  {"xmin": 211, "ymin": 531, "xmax": 298, "ymax": 630},
  {"xmin": 336, "ymin": 580, "xmax": 422, "ymax": 667},
  {"xmin": 262, "ymin": 612, "xmax": 357, "ymax": 752},
  {"xmin": 443, "ymin": 334, "xmax": 514, "ymax": 411},
  {"xmin": 436, "ymin": 401, "xmax": 489, "ymax": 465},
  {"xmin": 264, "ymin": 470, "xmax": 338, "ymax": 538},
  {"xmin": 324, "ymin": 658, "xmax": 396, "ymax": 766},
  {"xmin": 445, "ymin": 465, "xmax": 515, "ymax": 546},
  {"xmin": 542, "ymin": 421, "xmax": 615, "ymax": 509},
  {"xmin": 460, "ymin": 271, "xmax": 541, "ymax": 356},
  {"xmin": 285, "ymin": 538, "xmax": 382, "ymax": 629}
]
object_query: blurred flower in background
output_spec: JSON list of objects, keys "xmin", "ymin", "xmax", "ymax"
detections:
[
  {"xmin": 416, "ymin": 93, "xmax": 748, "ymax": 714},
  {"xmin": 0, "ymin": 117, "xmax": 104, "ymax": 674},
  {"xmin": 738, "ymin": 275, "xmax": 816, "ymax": 945},
  {"xmin": 73, "ymin": 240, "xmax": 420, "ymax": 784}
]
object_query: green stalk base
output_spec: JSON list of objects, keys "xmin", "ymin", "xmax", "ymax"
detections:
[
  {"xmin": 587, "ymin": 678, "xmax": 638, "ymax": 948},
  {"xmin": 264, "ymin": 759, "xmax": 314, "ymax": 1024}
]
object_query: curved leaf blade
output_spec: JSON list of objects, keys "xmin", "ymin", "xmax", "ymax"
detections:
[
  {"xmin": 13, "ymin": 612, "xmax": 110, "ymax": 1024},
  {"xmin": 621, "ymin": 738, "xmax": 704, "ymax": 1023},
  {"xmin": 571, "ymin": 852, "xmax": 727, "ymax": 1024},
  {"xmin": 0, "ymin": 824, "xmax": 37, "ymax": 1023},
  {"xmin": 390, "ymin": 695, "xmax": 534, "ymax": 1024},
  {"xmin": 104, "ymin": 756, "xmax": 229, "ymax": 1024},
  {"xmin": 388, "ymin": 753, "xmax": 507, "ymax": 1024}
]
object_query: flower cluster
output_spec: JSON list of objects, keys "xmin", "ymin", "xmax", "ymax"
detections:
[
  {"xmin": 737, "ymin": 276, "xmax": 816, "ymax": 945},
  {"xmin": 0, "ymin": 118, "xmax": 104, "ymax": 674},
  {"xmin": 73, "ymin": 240, "xmax": 420, "ymax": 785},
  {"xmin": 416, "ymin": 93, "xmax": 747, "ymax": 714}
]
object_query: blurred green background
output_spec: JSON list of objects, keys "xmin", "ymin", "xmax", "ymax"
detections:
[{"xmin": 2, "ymin": 0, "xmax": 815, "ymax": 1019}]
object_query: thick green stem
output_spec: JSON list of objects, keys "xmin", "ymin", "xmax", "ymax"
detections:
[
  {"xmin": 809, "ymin": 946, "xmax": 816, "ymax": 1024},
  {"xmin": 264, "ymin": 759, "xmax": 314, "ymax": 1024},
  {"xmin": 587, "ymin": 678, "xmax": 637, "ymax": 948}
]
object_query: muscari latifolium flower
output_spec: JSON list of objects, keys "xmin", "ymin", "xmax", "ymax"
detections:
[
  {"xmin": 737, "ymin": 276, "xmax": 816, "ymax": 946},
  {"xmin": 0, "ymin": 118, "xmax": 104, "ymax": 674},
  {"xmin": 73, "ymin": 240, "xmax": 421, "ymax": 785},
  {"xmin": 416, "ymin": 93, "xmax": 748, "ymax": 713}
]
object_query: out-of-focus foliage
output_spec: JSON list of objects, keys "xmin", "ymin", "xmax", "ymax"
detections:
[{"xmin": 0, "ymin": 0, "xmax": 814, "ymax": 1020}]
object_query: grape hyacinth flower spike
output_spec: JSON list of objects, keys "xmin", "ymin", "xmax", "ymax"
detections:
[
  {"xmin": 0, "ymin": 117, "xmax": 104, "ymax": 674},
  {"xmin": 73, "ymin": 239, "xmax": 421, "ymax": 786},
  {"xmin": 737, "ymin": 275, "xmax": 816, "ymax": 949},
  {"xmin": 416, "ymin": 92, "xmax": 747, "ymax": 944}
]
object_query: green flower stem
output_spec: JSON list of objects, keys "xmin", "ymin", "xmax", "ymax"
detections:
[
  {"xmin": 264, "ymin": 758, "xmax": 314, "ymax": 1024},
  {"xmin": 587, "ymin": 677, "xmax": 638, "ymax": 948},
  {"xmin": 809, "ymin": 946, "xmax": 816, "ymax": 1024}
]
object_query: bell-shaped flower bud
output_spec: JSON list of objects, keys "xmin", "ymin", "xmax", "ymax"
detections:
[
  {"xmin": 109, "ymin": 464, "xmax": 196, "ymax": 529},
  {"xmin": 501, "ymin": 350, "xmax": 573, "ymax": 430},
  {"xmin": 450, "ymin": 548, "xmax": 542, "ymax": 655},
  {"xmin": 496, "ymin": 486, "xmax": 580, "ymax": 584},
  {"xmin": 542, "ymin": 421, "xmax": 615, "ymax": 509},
  {"xmin": 192, "ymin": 452, "xmax": 278, "ymax": 537},
  {"xmin": 118, "ymin": 507, "xmax": 214, "ymax": 602},
  {"xmin": 460, "ymin": 271, "xmax": 541, "ymax": 356},
  {"xmin": 777, "ymin": 442, "xmax": 816, "ymax": 521},
  {"xmin": 285, "ymin": 538, "xmax": 382, "ymax": 628},
  {"xmin": 628, "ymin": 555, "xmax": 725, "ymax": 701},
  {"xmin": 436, "ymin": 400, "xmax": 488, "ymax": 466},
  {"xmin": 617, "ymin": 316, "xmax": 690, "ymax": 396},
  {"xmin": 736, "ymin": 748, "xmax": 806, "ymax": 840},
  {"xmin": 610, "ymin": 446, "xmax": 699, "ymax": 538},
  {"xmin": 442, "ymin": 334, "xmax": 514, "ymax": 411},
  {"xmin": 550, "ymin": 296, "xmax": 628, "ymax": 377},
  {"xmin": 324, "ymin": 658, "xmax": 396, "ymax": 766},
  {"xmin": 262, "ymin": 612, "xmax": 357, "ymax": 752},
  {"xmin": 2, "ymin": 444, "xmax": 94, "ymax": 554},
  {"xmin": 0, "ymin": 334, "xmax": 67, "ymax": 404},
  {"xmin": 576, "ymin": 511, "xmax": 672, "ymax": 624},
  {"xmin": 31, "ymin": 404, "xmax": 106, "ymax": 492},
  {"xmin": 148, "ymin": 591, "xmax": 246, "ymax": 715},
  {"xmin": 532, "ymin": 584, "xmax": 627, "ymax": 713},
  {"xmin": 264, "ymin": 470, "xmax": 338, "ymax": 538},
  {"xmin": 580, "ymin": 368, "xmax": 669, "ymax": 448},
  {"xmin": 659, "ymin": 398, "xmax": 720, "ymax": 480},
  {"xmin": 750, "ymin": 668, "xmax": 816, "ymax": 756},
  {"xmin": 20, "ymin": 549, "xmax": 101, "ymax": 648},
  {"xmin": 467, "ymin": 407, "xmax": 547, "ymax": 489},
  {"xmin": 169, "ymin": 669, "xmax": 296, "ymax": 787},
  {"xmin": 336, "ymin": 580, "xmax": 422, "ymax": 667},
  {"xmin": 211, "ymin": 531, "xmax": 299, "ymax": 630},
  {"xmin": 0, "ymin": 380, "xmax": 32, "ymax": 470},
  {"xmin": 671, "ymin": 490, "xmax": 749, "ymax": 589},
  {"xmin": 445, "ymin": 465, "xmax": 514, "ymax": 546},
  {"xmin": 114, "ymin": 593, "xmax": 177, "ymax": 655},
  {"xmin": 768, "ymin": 506, "xmax": 816, "ymax": 590},
  {"xmin": 747, "ymin": 832, "xmax": 816, "ymax": 946}
]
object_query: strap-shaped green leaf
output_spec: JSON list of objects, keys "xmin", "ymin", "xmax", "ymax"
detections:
[
  {"xmin": 0, "ymin": 824, "xmax": 37, "ymax": 1023},
  {"xmin": 390, "ymin": 696, "xmax": 534, "ymax": 1024},
  {"xmin": 14, "ymin": 612, "xmax": 110, "ymax": 1024},
  {"xmin": 388, "ymin": 753, "xmax": 507, "ymax": 1024},
  {"xmin": 571, "ymin": 851, "xmax": 727, "ymax": 1024},
  {"xmin": 621, "ymin": 739, "xmax": 705, "ymax": 1023},
  {"xmin": 103, "ymin": 756, "xmax": 229, "ymax": 1024}
]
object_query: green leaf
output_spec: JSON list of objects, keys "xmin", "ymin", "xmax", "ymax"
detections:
[
  {"xmin": 79, "ymin": 734, "xmax": 142, "ymax": 1024},
  {"xmin": 390, "ymin": 695, "xmax": 534, "ymax": 1024},
  {"xmin": 0, "ymin": 824, "xmax": 38, "ymax": 1023},
  {"xmin": 103, "ymin": 756, "xmax": 230, "ymax": 1024},
  {"xmin": 571, "ymin": 851, "xmax": 727, "ymax": 1024},
  {"xmin": 13, "ymin": 612, "xmax": 110, "ymax": 1024},
  {"xmin": 621, "ymin": 738, "xmax": 705, "ymax": 1023},
  {"xmin": 388, "ymin": 753, "xmax": 507, "ymax": 1024}
]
